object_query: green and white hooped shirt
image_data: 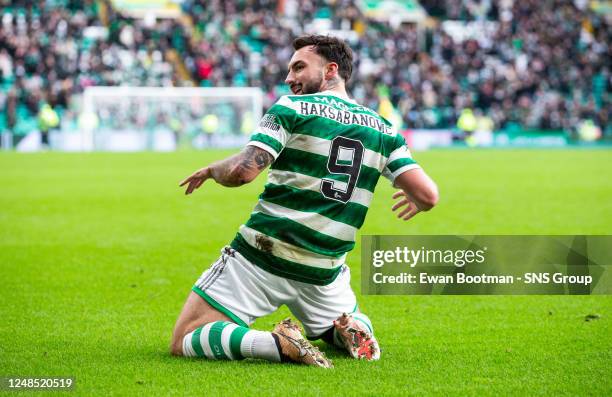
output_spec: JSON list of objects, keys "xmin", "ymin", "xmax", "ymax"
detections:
[{"xmin": 230, "ymin": 91, "xmax": 420, "ymax": 285}]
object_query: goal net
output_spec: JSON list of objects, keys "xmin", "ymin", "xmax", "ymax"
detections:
[{"xmin": 80, "ymin": 87, "xmax": 263, "ymax": 151}]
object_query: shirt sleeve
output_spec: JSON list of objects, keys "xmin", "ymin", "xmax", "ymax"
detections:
[
  {"xmin": 247, "ymin": 96, "xmax": 296, "ymax": 159},
  {"xmin": 382, "ymin": 133, "xmax": 421, "ymax": 183}
]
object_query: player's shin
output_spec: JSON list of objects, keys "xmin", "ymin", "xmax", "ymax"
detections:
[{"xmin": 182, "ymin": 321, "xmax": 281, "ymax": 362}]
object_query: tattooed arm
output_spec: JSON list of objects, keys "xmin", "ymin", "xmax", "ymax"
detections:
[
  {"xmin": 179, "ymin": 146, "xmax": 275, "ymax": 194},
  {"xmin": 209, "ymin": 146, "xmax": 274, "ymax": 187}
]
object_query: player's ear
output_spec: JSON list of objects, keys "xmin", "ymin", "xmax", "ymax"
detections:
[{"xmin": 325, "ymin": 62, "xmax": 339, "ymax": 80}]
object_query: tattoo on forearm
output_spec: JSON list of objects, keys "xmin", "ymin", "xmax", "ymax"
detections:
[
  {"xmin": 254, "ymin": 149, "xmax": 274, "ymax": 170},
  {"xmin": 211, "ymin": 146, "xmax": 274, "ymax": 186},
  {"xmin": 240, "ymin": 146, "xmax": 274, "ymax": 172}
]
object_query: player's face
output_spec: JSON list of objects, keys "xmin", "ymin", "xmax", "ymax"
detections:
[{"xmin": 285, "ymin": 46, "xmax": 325, "ymax": 95}]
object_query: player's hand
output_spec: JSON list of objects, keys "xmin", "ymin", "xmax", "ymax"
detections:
[
  {"xmin": 179, "ymin": 167, "xmax": 212, "ymax": 195},
  {"xmin": 391, "ymin": 190, "xmax": 422, "ymax": 221}
]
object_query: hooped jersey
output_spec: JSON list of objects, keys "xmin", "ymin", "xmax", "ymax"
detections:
[{"xmin": 230, "ymin": 91, "xmax": 420, "ymax": 285}]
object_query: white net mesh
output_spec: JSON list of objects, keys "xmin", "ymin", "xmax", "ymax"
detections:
[{"xmin": 81, "ymin": 87, "xmax": 263, "ymax": 151}]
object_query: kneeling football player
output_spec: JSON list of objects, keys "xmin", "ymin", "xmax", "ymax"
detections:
[{"xmin": 171, "ymin": 35, "xmax": 438, "ymax": 367}]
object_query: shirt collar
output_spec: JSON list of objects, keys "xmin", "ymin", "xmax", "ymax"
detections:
[{"xmin": 320, "ymin": 90, "xmax": 356, "ymax": 103}]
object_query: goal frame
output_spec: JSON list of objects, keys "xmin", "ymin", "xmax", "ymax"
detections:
[{"xmin": 81, "ymin": 86, "xmax": 264, "ymax": 151}]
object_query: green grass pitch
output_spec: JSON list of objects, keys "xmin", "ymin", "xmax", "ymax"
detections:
[{"xmin": 0, "ymin": 149, "xmax": 610, "ymax": 396}]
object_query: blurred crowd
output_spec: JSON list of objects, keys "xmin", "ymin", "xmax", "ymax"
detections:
[
  {"xmin": 0, "ymin": 0, "xmax": 189, "ymax": 135},
  {"xmin": 0, "ymin": 0, "xmax": 610, "ymax": 138},
  {"xmin": 414, "ymin": 0, "xmax": 610, "ymax": 131}
]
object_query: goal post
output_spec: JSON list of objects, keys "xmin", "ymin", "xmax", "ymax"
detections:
[{"xmin": 80, "ymin": 87, "xmax": 263, "ymax": 151}]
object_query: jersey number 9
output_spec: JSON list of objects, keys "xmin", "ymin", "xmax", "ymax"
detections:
[{"xmin": 320, "ymin": 136, "xmax": 364, "ymax": 203}]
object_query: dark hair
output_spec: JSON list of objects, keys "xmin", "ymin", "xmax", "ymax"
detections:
[{"xmin": 292, "ymin": 35, "xmax": 353, "ymax": 82}]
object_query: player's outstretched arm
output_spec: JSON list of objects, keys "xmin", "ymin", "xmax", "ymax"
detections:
[
  {"xmin": 391, "ymin": 168, "xmax": 439, "ymax": 221},
  {"xmin": 179, "ymin": 146, "xmax": 274, "ymax": 194}
]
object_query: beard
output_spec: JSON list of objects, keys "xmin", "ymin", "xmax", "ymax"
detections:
[{"xmin": 300, "ymin": 75, "xmax": 323, "ymax": 94}]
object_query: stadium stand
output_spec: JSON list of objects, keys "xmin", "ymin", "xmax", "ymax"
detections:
[{"xmin": 0, "ymin": 0, "xmax": 609, "ymax": 141}]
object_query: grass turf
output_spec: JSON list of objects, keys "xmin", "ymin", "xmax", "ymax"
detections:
[{"xmin": 0, "ymin": 149, "xmax": 610, "ymax": 396}]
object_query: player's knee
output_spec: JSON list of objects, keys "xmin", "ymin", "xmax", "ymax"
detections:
[
  {"xmin": 170, "ymin": 319, "xmax": 209, "ymax": 356},
  {"xmin": 170, "ymin": 325, "xmax": 191, "ymax": 356},
  {"xmin": 170, "ymin": 335, "xmax": 184, "ymax": 356}
]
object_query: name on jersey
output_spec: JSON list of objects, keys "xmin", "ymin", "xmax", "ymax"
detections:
[{"xmin": 299, "ymin": 102, "xmax": 392, "ymax": 135}]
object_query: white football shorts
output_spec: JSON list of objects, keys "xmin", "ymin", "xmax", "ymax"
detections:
[{"xmin": 192, "ymin": 246, "xmax": 358, "ymax": 338}]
